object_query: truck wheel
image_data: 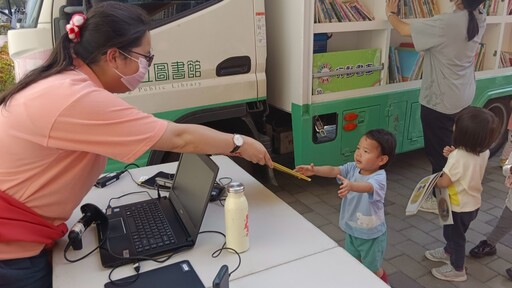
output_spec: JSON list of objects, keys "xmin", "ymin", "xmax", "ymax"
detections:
[{"xmin": 484, "ymin": 98, "xmax": 510, "ymax": 157}]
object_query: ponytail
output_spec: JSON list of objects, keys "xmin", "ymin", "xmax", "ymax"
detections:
[
  {"xmin": 462, "ymin": 0, "xmax": 485, "ymax": 42},
  {"xmin": 0, "ymin": 35, "xmax": 75, "ymax": 107},
  {"xmin": 466, "ymin": 10, "xmax": 479, "ymax": 41}
]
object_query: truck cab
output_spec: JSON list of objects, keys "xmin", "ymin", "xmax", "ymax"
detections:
[{"xmin": 7, "ymin": 0, "xmax": 269, "ymax": 171}]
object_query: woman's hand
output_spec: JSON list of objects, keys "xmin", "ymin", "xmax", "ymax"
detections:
[
  {"xmin": 452, "ymin": 0, "xmax": 464, "ymax": 10},
  {"xmin": 234, "ymin": 136, "xmax": 273, "ymax": 167},
  {"xmin": 386, "ymin": 0, "xmax": 399, "ymax": 16},
  {"xmin": 294, "ymin": 163, "xmax": 315, "ymax": 177}
]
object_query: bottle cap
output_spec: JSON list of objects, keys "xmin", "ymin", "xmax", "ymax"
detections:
[{"xmin": 227, "ymin": 182, "xmax": 245, "ymax": 194}]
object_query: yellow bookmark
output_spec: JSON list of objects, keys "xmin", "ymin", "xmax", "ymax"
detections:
[{"xmin": 273, "ymin": 162, "xmax": 311, "ymax": 182}]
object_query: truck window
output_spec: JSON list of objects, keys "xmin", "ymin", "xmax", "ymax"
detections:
[
  {"xmin": 9, "ymin": 0, "xmax": 43, "ymax": 29},
  {"xmin": 10, "ymin": 0, "xmax": 220, "ymax": 29},
  {"xmin": 96, "ymin": 0, "xmax": 221, "ymax": 28}
]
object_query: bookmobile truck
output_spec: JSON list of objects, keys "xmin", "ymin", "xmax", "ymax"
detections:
[{"xmin": 6, "ymin": 0, "xmax": 512, "ymax": 173}]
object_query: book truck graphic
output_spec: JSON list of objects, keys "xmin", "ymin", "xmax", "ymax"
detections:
[{"xmin": 315, "ymin": 62, "xmax": 375, "ymax": 95}]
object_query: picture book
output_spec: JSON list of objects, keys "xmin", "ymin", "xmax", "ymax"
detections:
[
  {"xmin": 395, "ymin": 47, "xmax": 421, "ymax": 82},
  {"xmin": 437, "ymin": 187, "xmax": 453, "ymax": 225},
  {"xmin": 388, "ymin": 47, "xmax": 398, "ymax": 83},
  {"xmin": 406, "ymin": 172, "xmax": 454, "ymax": 225},
  {"xmin": 405, "ymin": 172, "xmax": 441, "ymax": 216}
]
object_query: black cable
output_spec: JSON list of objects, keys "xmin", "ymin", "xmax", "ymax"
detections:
[
  {"xmin": 215, "ymin": 177, "xmax": 232, "ymax": 207},
  {"xmin": 198, "ymin": 230, "xmax": 242, "ymax": 275},
  {"xmin": 106, "ymin": 190, "xmax": 153, "ymax": 209},
  {"xmin": 217, "ymin": 177, "xmax": 233, "ymax": 187},
  {"xmin": 156, "ymin": 185, "xmax": 161, "ymax": 199},
  {"xmin": 123, "ymin": 163, "xmax": 140, "ymax": 170},
  {"xmin": 217, "ymin": 196, "xmax": 227, "ymax": 207},
  {"xmin": 63, "ymin": 236, "xmax": 107, "ymax": 263},
  {"xmin": 107, "ymin": 262, "xmax": 140, "ymax": 287},
  {"xmin": 124, "ymin": 169, "xmax": 146, "ymax": 187}
]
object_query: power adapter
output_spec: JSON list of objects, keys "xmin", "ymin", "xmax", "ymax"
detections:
[
  {"xmin": 210, "ymin": 183, "xmax": 225, "ymax": 202},
  {"xmin": 94, "ymin": 170, "xmax": 126, "ymax": 188},
  {"xmin": 212, "ymin": 265, "xmax": 229, "ymax": 288}
]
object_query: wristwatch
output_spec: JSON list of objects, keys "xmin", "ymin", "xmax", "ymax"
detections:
[
  {"xmin": 387, "ymin": 11, "xmax": 397, "ymax": 18},
  {"xmin": 230, "ymin": 134, "xmax": 244, "ymax": 153}
]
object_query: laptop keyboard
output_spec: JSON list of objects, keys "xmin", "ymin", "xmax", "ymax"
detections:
[{"xmin": 125, "ymin": 201, "xmax": 177, "ymax": 253}]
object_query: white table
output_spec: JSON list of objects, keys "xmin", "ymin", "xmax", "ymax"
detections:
[
  {"xmin": 230, "ymin": 247, "xmax": 387, "ymax": 288},
  {"xmin": 52, "ymin": 155, "xmax": 387, "ymax": 287}
]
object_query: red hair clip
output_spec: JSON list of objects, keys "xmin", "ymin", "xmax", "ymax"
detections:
[{"xmin": 66, "ymin": 13, "xmax": 87, "ymax": 43}]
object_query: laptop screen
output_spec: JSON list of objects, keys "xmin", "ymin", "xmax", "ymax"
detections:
[{"xmin": 168, "ymin": 153, "xmax": 219, "ymax": 240}]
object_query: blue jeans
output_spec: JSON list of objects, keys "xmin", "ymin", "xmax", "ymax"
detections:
[{"xmin": 0, "ymin": 249, "xmax": 52, "ymax": 288}]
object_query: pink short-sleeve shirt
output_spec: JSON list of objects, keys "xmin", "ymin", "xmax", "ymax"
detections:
[{"xmin": 0, "ymin": 60, "xmax": 167, "ymax": 258}]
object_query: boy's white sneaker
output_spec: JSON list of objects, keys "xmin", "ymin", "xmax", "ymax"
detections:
[
  {"xmin": 431, "ymin": 264, "xmax": 467, "ymax": 282},
  {"xmin": 419, "ymin": 195, "xmax": 438, "ymax": 214},
  {"xmin": 425, "ymin": 248, "xmax": 450, "ymax": 264}
]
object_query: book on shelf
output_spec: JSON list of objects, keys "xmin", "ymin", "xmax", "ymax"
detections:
[
  {"xmin": 340, "ymin": 1, "xmax": 359, "ymax": 21},
  {"xmin": 388, "ymin": 42, "xmax": 424, "ymax": 83},
  {"xmin": 410, "ymin": 52, "xmax": 424, "ymax": 80},
  {"xmin": 394, "ymin": 48, "xmax": 402, "ymax": 83},
  {"xmin": 395, "ymin": 46, "xmax": 422, "ymax": 82},
  {"xmin": 315, "ymin": 0, "xmax": 374, "ymax": 23},
  {"xmin": 388, "ymin": 47, "xmax": 399, "ymax": 84},
  {"xmin": 320, "ymin": 0, "xmax": 339, "ymax": 23},
  {"xmin": 482, "ymin": 0, "xmax": 499, "ymax": 16},
  {"xmin": 315, "ymin": 0, "xmax": 321, "ymax": 23},
  {"xmin": 499, "ymin": 51, "xmax": 512, "ymax": 68},
  {"xmin": 474, "ymin": 43, "xmax": 485, "ymax": 71},
  {"xmin": 398, "ymin": 42, "xmax": 415, "ymax": 49},
  {"xmin": 351, "ymin": 1, "xmax": 375, "ymax": 20},
  {"xmin": 397, "ymin": 0, "xmax": 440, "ymax": 19},
  {"xmin": 405, "ymin": 172, "xmax": 453, "ymax": 225}
]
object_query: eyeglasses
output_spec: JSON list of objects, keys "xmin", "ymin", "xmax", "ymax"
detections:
[{"xmin": 126, "ymin": 50, "xmax": 154, "ymax": 66}]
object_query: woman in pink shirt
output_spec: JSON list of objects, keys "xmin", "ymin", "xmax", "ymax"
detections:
[{"xmin": 0, "ymin": 2, "xmax": 272, "ymax": 287}]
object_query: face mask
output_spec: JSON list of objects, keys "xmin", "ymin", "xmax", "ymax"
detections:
[{"xmin": 113, "ymin": 53, "xmax": 149, "ymax": 91}]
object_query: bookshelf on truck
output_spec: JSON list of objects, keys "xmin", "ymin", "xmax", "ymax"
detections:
[{"xmin": 6, "ymin": 0, "xmax": 512, "ymax": 172}]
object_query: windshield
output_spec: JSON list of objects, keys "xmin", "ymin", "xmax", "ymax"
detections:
[{"xmin": 5, "ymin": 0, "xmax": 42, "ymax": 29}]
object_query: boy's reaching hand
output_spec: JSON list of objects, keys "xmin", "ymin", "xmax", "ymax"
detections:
[
  {"xmin": 443, "ymin": 145, "xmax": 455, "ymax": 157},
  {"xmin": 337, "ymin": 175, "xmax": 351, "ymax": 198},
  {"xmin": 294, "ymin": 163, "xmax": 315, "ymax": 176}
]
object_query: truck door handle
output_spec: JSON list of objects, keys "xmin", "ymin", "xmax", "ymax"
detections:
[{"xmin": 216, "ymin": 56, "xmax": 251, "ymax": 77}]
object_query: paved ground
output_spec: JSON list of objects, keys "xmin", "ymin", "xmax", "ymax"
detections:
[{"xmin": 251, "ymin": 148, "xmax": 512, "ymax": 288}]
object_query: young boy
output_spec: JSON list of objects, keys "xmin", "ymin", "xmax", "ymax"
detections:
[{"xmin": 295, "ymin": 129, "xmax": 396, "ymax": 284}]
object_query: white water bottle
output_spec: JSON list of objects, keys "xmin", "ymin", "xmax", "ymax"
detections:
[{"xmin": 224, "ymin": 182, "xmax": 249, "ymax": 253}]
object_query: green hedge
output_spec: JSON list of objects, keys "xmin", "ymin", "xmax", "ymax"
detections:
[{"xmin": 0, "ymin": 42, "xmax": 15, "ymax": 93}]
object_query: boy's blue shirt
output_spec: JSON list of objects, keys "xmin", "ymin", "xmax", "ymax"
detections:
[{"xmin": 338, "ymin": 162, "xmax": 387, "ymax": 239}]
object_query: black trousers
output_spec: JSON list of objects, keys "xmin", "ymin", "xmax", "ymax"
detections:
[
  {"xmin": 0, "ymin": 249, "xmax": 51, "ymax": 288},
  {"xmin": 420, "ymin": 105, "xmax": 459, "ymax": 174},
  {"xmin": 443, "ymin": 209, "xmax": 479, "ymax": 271}
]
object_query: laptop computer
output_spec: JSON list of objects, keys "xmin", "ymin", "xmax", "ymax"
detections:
[{"xmin": 96, "ymin": 153, "xmax": 219, "ymax": 268}]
